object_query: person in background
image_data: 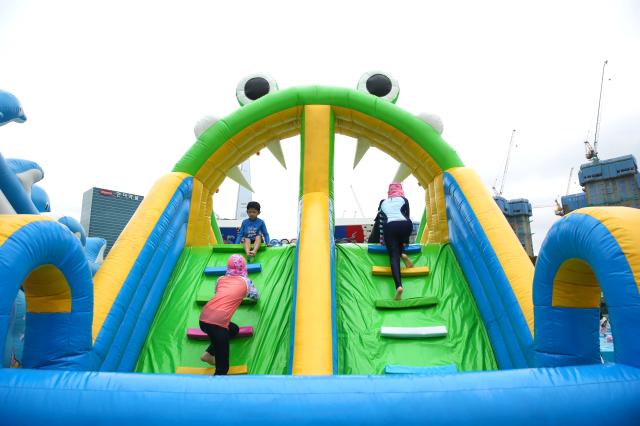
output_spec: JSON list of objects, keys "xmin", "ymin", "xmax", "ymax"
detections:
[
  {"xmin": 199, "ymin": 254, "xmax": 259, "ymax": 375},
  {"xmin": 376, "ymin": 182, "xmax": 414, "ymax": 300},
  {"xmin": 235, "ymin": 201, "xmax": 270, "ymax": 262}
]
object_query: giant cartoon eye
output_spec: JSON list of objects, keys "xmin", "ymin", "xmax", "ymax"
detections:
[
  {"xmin": 357, "ymin": 71, "xmax": 400, "ymax": 103},
  {"xmin": 236, "ymin": 74, "xmax": 279, "ymax": 106}
]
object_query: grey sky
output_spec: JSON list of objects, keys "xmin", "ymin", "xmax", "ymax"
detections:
[{"xmin": 1, "ymin": 0, "xmax": 639, "ymax": 252}]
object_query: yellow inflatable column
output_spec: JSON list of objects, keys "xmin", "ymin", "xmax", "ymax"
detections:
[
  {"xmin": 185, "ymin": 177, "xmax": 215, "ymax": 246},
  {"xmin": 421, "ymin": 173, "xmax": 448, "ymax": 244},
  {"xmin": 292, "ymin": 105, "xmax": 334, "ymax": 375}
]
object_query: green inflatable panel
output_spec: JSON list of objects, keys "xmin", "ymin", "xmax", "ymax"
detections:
[
  {"xmin": 335, "ymin": 243, "xmax": 497, "ymax": 374},
  {"xmin": 135, "ymin": 245, "xmax": 295, "ymax": 375}
]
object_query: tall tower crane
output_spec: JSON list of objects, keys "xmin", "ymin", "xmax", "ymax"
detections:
[
  {"xmin": 554, "ymin": 166, "xmax": 575, "ymax": 216},
  {"xmin": 565, "ymin": 166, "xmax": 575, "ymax": 196},
  {"xmin": 584, "ymin": 60, "xmax": 609, "ymax": 161},
  {"xmin": 493, "ymin": 129, "xmax": 517, "ymax": 196}
]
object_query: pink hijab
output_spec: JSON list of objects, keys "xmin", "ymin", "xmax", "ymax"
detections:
[
  {"xmin": 226, "ymin": 254, "xmax": 248, "ymax": 277},
  {"xmin": 388, "ymin": 182, "xmax": 405, "ymax": 198}
]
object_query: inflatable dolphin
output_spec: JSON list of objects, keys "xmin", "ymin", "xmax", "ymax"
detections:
[
  {"xmin": 31, "ymin": 185, "xmax": 51, "ymax": 212},
  {"xmin": 0, "ymin": 154, "xmax": 38, "ymax": 214},
  {"xmin": 6, "ymin": 158, "xmax": 44, "ymax": 196},
  {"xmin": 58, "ymin": 215, "xmax": 87, "ymax": 247},
  {"xmin": 0, "ymin": 90, "xmax": 27, "ymax": 127}
]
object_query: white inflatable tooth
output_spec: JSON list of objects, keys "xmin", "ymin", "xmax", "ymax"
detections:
[
  {"xmin": 266, "ymin": 140, "xmax": 287, "ymax": 169},
  {"xmin": 353, "ymin": 138, "xmax": 371, "ymax": 169},
  {"xmin": 226, "ymin": 166, "xmax": 254, "ymax": 193},
  {"xmin": 393, "ymin": 163, "xmax": 412, "ymax": 182}
]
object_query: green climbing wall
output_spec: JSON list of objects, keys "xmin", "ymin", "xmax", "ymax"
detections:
[
  {"xmin": 335, "ymin": 243, "xmax": 497, "ymax": 374},
  {"xmin": 135, "ymin": 245, "xmax": 295, "ymax": 374}
]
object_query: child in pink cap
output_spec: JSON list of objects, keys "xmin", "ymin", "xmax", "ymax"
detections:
[
  {"xmin": 375, "ymin": 182, "xmax": 413, "ymax": 300},
  {"xmin": 199, "ymin": 254, "xmax": 259, "ymax": 375}
]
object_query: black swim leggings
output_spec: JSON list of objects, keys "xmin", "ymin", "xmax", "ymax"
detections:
[
  {"xmin": 199, "ymin": 321, "xmax": 239, "ymax": 375},
  {"xmin": 383, "ymin": 220, "xmax": 413, "ymax": 289}
]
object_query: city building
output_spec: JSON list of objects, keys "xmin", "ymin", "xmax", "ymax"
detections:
[
  {"xmin": 80, "ymin": 187, "xmax": 144, "ymax": 254},
  {"xmin": 493, "ymin": 196, "xmax": 534, "ymax": 257},
  {"xmin": 560, "ymin": 155, "xmax": 640, "ymax": 214}
]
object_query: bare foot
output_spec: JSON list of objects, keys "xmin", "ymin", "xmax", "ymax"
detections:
[
  {"xmin": 395, "ymin": 286, "xmax": 403, "ymax": 300},
  {"xmin": 200, "ymin": 352, "xmax": 215, "ymax": 366},
  {"xmin": 401, "ymin": 254, "xmax": 414, "ymax": 268}
]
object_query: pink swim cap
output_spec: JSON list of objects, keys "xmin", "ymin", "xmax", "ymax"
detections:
[
  {"xmin": 226, "ymin": 254, "xmax": 248, "ymax": 277},
  {"xmin": 388, "ymin": 182, "xmax": 405, "ymax": 198}
]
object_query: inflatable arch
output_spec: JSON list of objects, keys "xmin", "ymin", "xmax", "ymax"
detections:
[
  {"xmin": 1, "ymin": 77, "xmax": 639, "ymax": 424},
  {"xmin": 0, "ymin": 216, "xmax": 93, "ymax": 369},
  {"xmin": 534, "ymin": 207, "xmax": 640, "ymax": 368}
]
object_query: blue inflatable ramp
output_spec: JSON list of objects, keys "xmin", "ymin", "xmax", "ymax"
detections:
[
  {"xmin": 368, "ymin": 244, "xmax": 421, "ymax": 254},
  {"xmin": 204, "ymin": 263, "xmax": 262, "ymax": 276}
]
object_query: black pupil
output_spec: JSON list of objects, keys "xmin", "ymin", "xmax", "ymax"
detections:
[
  {"xmin": 366, "ymin": 74, "xmax": 392, "ymax": 97},
  {"xmin": 245, "ymin": 77, "xmax": 270, "ymax": 100}
]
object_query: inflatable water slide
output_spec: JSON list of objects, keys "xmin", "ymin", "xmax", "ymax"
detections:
[{"xmin": 1, "ymin": 74, "xmax": 639, "ymax": 424}]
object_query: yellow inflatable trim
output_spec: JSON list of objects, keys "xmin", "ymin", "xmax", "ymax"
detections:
[
  {"xmin": 552, "ymin": 258, "xmax": 600, "ymax": 308},
  {"xmin": 0, "ymin": 215, "xmax": 53, "ymax": 246},
  {"xmin": 24, "ymin": 265, "xmax": 71, "ymax": 313},
  {"xmin": 372, "ymin": 266, "xmax": 430, "ymax": 277},
  {"xmin": 447, "ymin": 167, "xmax": 534, "ymax": 333},
  {"xmin": 92, "ymin": 172, "xmax": 191, "ymax": 340},
  {"xmin": 572, "ymin": 207, "xmax": 640, "ymax": 294},
  {"xmin": 292, "ymin": 105, "xmax": 333, "ymax": 376}
]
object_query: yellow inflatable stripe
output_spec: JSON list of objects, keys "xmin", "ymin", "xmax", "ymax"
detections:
[
  {"xmin": 552, "ymin": 258, "xmax": 600, "ymax": 308},
  {"xmin": 206, "ymin": 193, "xmax": 216, "ymax": 244},
  {"xmin": 302, "ymin": 106, "xmax": 331, "ymax": 194},
  {"xmin": 433, "ymin": 174, "xmax": 448, "ymax": 243},
  {"xmin": 185, "ymin": 176, "xmax": 204, "ymax": 246},
  {"xmin": 447, "ymin": 167, "xmax": 534, "ymax": 332},
  {"xmin": 186, "ymin": 177, "xmax": 214, "ymax": 246},
  {"xmin": 292, "ymin": 105, "xmax": 333, "ymax": 375},
  {"xmin": 372, "ymin": 266, "xmax": 430, "ymax": 277},
  {"xmin": 333, "ymin": 107, "xmax": 441, "ymax": 184},
  {"xmin": 92, "ymin": 172, "xmax": 191, "ymax": 340},
  {"xmin": 24, "ymin": 265, "xmax": 71, "ymax": 313},
  {"xmin": 573, "ymin": 207, "xmax": 640, "ymax": 293},
  {"xmin": 195, "ymin": 107, "xmax": 301, "ymax": 190},
  {"xmin": 421, "ymin": 174, "xmax": 448, "ymax": 244},
  {"xmin": 422, "ymin": 180, "xmax": 434, "ymax": 244},
  {"xmin": 294, "ymin": 192, "xmax": 332, "ymax": 375},
  {"xmin": 175, "ymin": 365, "xmax": 248, "ymax": 375},
  {"xmin": 189, "ymin": 106, "xmax": 444, "ymax": 196},
  {"xmin": 0, "ymin": 215, "xmax": 53, "ymax": 246}
]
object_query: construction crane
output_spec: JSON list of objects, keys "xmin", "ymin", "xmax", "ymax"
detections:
[
  {"xmin": 584, "ymin": 60, "xmax": 609, "ymax": 161},
  {"xmin": 565, "ymin": 167, "xmax": 575, "ymax": 196},
  {"xmin": 493, "ymin": 129, "xmax": 517, "ymax": 196},
  {"xmin": 554, "ymin": 167, "xmax": 575, "ymax": 216}
]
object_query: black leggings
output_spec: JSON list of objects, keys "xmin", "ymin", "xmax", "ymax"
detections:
[
  {"xmin": 383, "ymin": 220, "xmax": 413, "ymax": 289},
  {"xmin": 199, "ymin": 321, "xmax": 239, "ymax": 375}
]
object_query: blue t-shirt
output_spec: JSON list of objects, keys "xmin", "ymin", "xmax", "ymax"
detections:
[{"xmin": 235, "ymin": 218, "xmax": 270, "ymax": 244}]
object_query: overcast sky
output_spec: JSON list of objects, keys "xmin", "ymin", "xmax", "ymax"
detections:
[{"xmin": 1, "ymin": 0, "xmax": 639, "ymax": 253}]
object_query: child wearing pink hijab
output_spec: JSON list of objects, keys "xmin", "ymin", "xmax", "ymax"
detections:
[
  {"xmin": 376, "ymin": 182, "xmax": 413, "ymax": 300},
  {"xmin": 199, "ymin": 254, "xmax": 258, "ymax": 375}
]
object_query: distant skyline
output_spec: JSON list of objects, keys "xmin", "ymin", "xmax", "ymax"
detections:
[{"xmin": 1, "ymin": 0, "xmax": 639, "ymax": 252}]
